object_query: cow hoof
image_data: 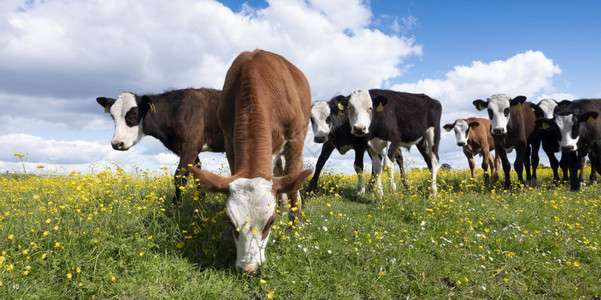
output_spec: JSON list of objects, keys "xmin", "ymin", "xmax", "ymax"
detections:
[{"xmin": 357, "ymin": 187, "xmax": 366, "ymax": 196}]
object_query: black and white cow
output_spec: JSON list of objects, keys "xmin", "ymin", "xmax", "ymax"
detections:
[
  {"xmin": 307, "ymin": 96, "xmax": 401, "ymax": 196},
  {"xmin": 473, "ymin": 94, "xmax": 536, "ymax": 189},
  {"xmin": 346, "ymin": 88, "xmax": 442, "ymax": 197},
  {"xmin": 537, "ymin": 99, "xmax": 601, "ymax": 190},
  {"xmin": 530, "ymin": 98, "xmax": 568, "ymax": 184},
  {"xmin": 97, "ymin": 88, "xmax": 225, "ymax": 203}
]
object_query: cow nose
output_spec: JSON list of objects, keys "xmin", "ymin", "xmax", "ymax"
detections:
[
  {"xmin": 238, "ymin": 265, "xmax": 260, "ymax": 276},
  {"xmin": 111, "ymin": 141, "xmax": 125, "ymax": 150},
  {"xmin": 352, "ymin": 125, "xmax": 367, "ymax": 136},
  {"xmin": 561, "ymin": 145, "xmax": 575, "ymax": 152},
  {"xmin": 491, "ymin": 128, "xmax": 505, "ymax": 135},
  {"xmin": 314, "ymin": 135, "xmax": 327, "ymax": 143},
  {"xmin": 457, "ymin": 142, "xmax": 465, "ymax": 147}
]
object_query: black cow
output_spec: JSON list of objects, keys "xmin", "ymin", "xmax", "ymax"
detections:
[
  {"xmin": 346, "ymin": 88, "xmax": 442, "ymax": 197},
  {"xmin": 530, "ymin": 98, "xmax": 568, "ymax": 184},
  {"xmin": 473, "ymin": 94, "xmax": 536, "ymax": 189},
  {"xmin": 97, "ymin": 88, "xmax": 225, "ymax": 203},
  {"xmin": 537, "ymin": 99, "xmax": 601, "ymax": 190},
  {"xmin": 307, "ymin": 95, "xmax": 403, "ymax": 196}
]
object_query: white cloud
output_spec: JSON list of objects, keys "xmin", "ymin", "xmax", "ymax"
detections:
[{"xmin": 391, "ymin": 50, "xmax": 561, "ymax": 123}]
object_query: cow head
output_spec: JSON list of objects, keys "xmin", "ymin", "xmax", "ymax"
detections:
[
  {"xmin": 473, "ymin": 94, "xmax": 527, "ymax": 136},
  {"xmin": 188, "ymin": 168, "xmax": 312, "ymax": 275},
  {"xmin": 443, "ymin": 119, "xmax": 478, "ymax": 147},
  {"xmin": 348, "ymin": 88, "xmax": 377, "ymax": 136},
  {"xmin": 97, "ymin": 92, "xmax": 155, "ymax": 150},
  {"xmin": 310, "ymin": 96, "xmax": 349, "ymax": 143},
  {"xmin": 531, "ymin": 98, "xmax": 558, "ymax": 119},
  {"xmin": 552, "ymin": 110, "xmax": 599, "ymax": 152}
]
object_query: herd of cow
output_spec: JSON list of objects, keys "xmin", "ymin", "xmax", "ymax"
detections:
[{"xmin": 96, "ymin": 49, "xmax": 601, "ymax": 274}]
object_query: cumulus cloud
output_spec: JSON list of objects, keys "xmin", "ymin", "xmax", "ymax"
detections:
[{"xmin": 391, "ymin": 50, "xmax": 562, "ymax": 123}]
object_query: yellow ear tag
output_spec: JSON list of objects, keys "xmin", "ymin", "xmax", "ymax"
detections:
[
  {"xmin": 587, "ymin": 116, "xmax": 596, "ymax": 125},
  {"xmin": 477, "ymin": 104, "xmax": 485, "ymax": 111},
  {"xmin": 149, "ymin": 102, "xmax": 156, "ymax": 114},
  {"xmin": 337, "ymin": 101, "xmax": 344, "ymax": 111},
  {"xmin": 541, "ymin": 122, "xmax": 551, "ymax": 130},
  {"xmin": 337, "ymin": 111, "xmax": 343, "ymax": 119},
  {"xmin": 516, "ymin": 102, "xmax": 523, "ymax": 110},
  {"xmin": 376, "ymin": 102, "xmax": 384, "ymax": 112},
  {"xmin": 104, "ymin": 106, "xmax": 110, "ymax": 114}
]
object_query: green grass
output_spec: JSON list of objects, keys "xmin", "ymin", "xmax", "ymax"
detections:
[{"xmin": 1, "ymin": 166, "xmax": 600, "ymax": 299}]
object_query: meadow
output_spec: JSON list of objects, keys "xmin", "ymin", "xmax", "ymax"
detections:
[{"xmin": 1, "ymin": 163, "xmax": 600, "ymax": 299}]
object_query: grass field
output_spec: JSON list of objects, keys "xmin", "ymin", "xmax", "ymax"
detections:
[{"xmin": 1, "ymin": 165, "xmax": 600, "ymax": 299}]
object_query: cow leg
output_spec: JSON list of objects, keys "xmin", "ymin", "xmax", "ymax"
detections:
[
  {"xmin": 383, "ymin": 152, "xmax": 397, "ymax": 192},
  {"xmin": 542, "ymin": 141, "xmax": 560, "ymax": 183},
  {"xmin": 273, "ymin": 155, "xmax": 289, "ymax": 208},
  {"xmin": 416, "ymin": 127, "xmax": 440, "ymax": 197},
  {"xmin": 513, "ymin": 143, "xmax": 527, "ymax": 187},
  {"xmin": 567, "ymin": 151, "xmax": 581, "ymax": 191},
  {"xmin": 559, "ymin": 152, "xmax": 569, "ymax": 183},
  {"xmin": 368, "ymin": 147, "xmax": 384, "ymax": 198},
  {"xmin": 589, "ymin": 150, "xmax": 599, "ymax": 185},
  {"xmin": 173, "ymin": 150, "xmax": 201, "ymax": 205},
  {"xmin": 394, "ymin": 149, "xmax": 408, "ymax": 188},
  {"xmin": 354, "ymin": 147, "xmax": 366, "ymax": 196},
  {"xmin": 306, "ymin": 141, "xmax": 335, "ymax": 194},
  {"xmin": 530, "ymin": 139, "xmax": 541, "ymax": 187},
  {"xmin": 577, "ymin": 153, "xmax": 587, "ymax": 187},
  {"xmin": 491, "ymin": 151, "xmax": 501, "ymax": 181},
  {"xmin": 464, "ymin": 148, "xmax": 476, "ymax": 179},
  {"xmin": 282, "ymin": 137, "xmax": 306, "ymax": 222},
  {"xmin": 497, "ymin": 146, "xmax": 511, "ymax": 190}
]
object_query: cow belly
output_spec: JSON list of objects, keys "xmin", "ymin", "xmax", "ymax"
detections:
[
  {"xmin": 368, "ymin": 138, "xmax": 388, "ymax": 153},
  {"xmin": 504, "ymin": 146, "xmax": 514, "ymax": 153},
  {"xmin": 399, "ymin": 136, "xmax": 424, "ymax": 149}
]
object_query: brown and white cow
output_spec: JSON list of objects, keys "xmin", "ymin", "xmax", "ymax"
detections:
[
  {"xmin": 443, "ymin": 117, "xmax": 500, "ymax": 179},
  {"xmin": 96, "ymin": 88, "xmax": 225, "ymax": 203},
  {"xmin": 189, "ymin": 50, "xmax": 312, "ymax": 274},
  {"xmin": 473, "ymin": 94, "xmax": 536, "ymax": 189}
]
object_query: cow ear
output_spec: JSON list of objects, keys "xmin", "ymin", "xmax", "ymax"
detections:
[
  {"xmin": 473, "ymin": 99, "xmax": 487, "ymax": 111},
  {"xmin": 557, "ymin": 100, "xmax": 572, "ymax": 112},
  {"xmin": 510, "ymin": 96, "xmax": 527, "ymax": 110},
  {"xmin": 97, "ymin": 97, "xmax": 116, "ymax": 113},
  {"xmin": 141, "ymin": 95, "xmax": 157, "ymax": 114},
  {"xmin": 535, "ymin": 118, "xmax": 554, "ymax": 131},
  {"xmin": 188, "ymin": 167, "xmax": 231, "ymax": 194},
  {"xmin": 578, "ymin": 111, "xmax": 599, "ymax": 125},
  {"xmin": 469, "ymin": 121, "xmax": 480, "ymax": 130},
  {"xmin": 442, "ymin": 123, "xmax": 454, "ymax": 132},
  {"xmin": 372, "ymin": 95, "xmax": 388, "ymax": 112},
  {"xmin": 272, "ymin": 169, "xmax": 313, "ymax": 194}
]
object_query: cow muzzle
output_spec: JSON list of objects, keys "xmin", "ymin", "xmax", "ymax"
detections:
[
  {"xmin": 457, "ymin": 142, "xmax": 466, "ymax": 147},
  {"xmin": 561, "ymin": 145, "xmax": 576, "ymax": 153},
  {"xmin": 491, "ymin": 128, "xmax": 506, "ymax": 135},
  {"xmin": 352, "ymin": 124, "xmax": 368, "ymax": 136},
  {"xmin": 111, "ymin": 141, "xmax": 128, "ymax": 151},
  {"xmin": 237, "ymin": 265, "xmax": 260, "ymax": 276},
  {"xmin": 313, "ymin": 135, "xmax": 327, "ymax": 143}
]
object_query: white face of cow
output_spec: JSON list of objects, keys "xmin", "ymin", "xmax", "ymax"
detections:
[
  {"xmin": 453, "ymin": 120, "xmax": 470, "ymax": 146},
  {"xmin": 536, "ymin": 98, "xmax": 557, "ymax": 119},
  {"xmin": 554, "ymin": 114, "xmax": 579, "ymax": 152},
  {"xmin": 109, "ymin": 93, "xmax": 145, "ymax": 150},
  {"xmin": 348, "ymin": 88, "xmax": 372, "ymax": 136},
  {"xmin": 225, "ymin": 177, "xmax": 277, "ymax": 274},
  {"xmin": 485, "ymin": 94, "xmax": 512, "ymax": 135},
  {"xmin": 310, "ymin": 101, "xmax": 332, "ymax": 143}
]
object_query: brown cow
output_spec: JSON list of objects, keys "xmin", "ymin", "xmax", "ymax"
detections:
[
  {"xmin": 443, "ymin": 117, "xmax": 500, "ymax": 179},
  {"xmin": 189, "ymin": 49, "xmax": 312, "ymax": 274}
]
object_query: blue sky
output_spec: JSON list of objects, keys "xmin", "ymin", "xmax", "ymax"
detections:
[{"xmin": 0, "ymin": 0, "xmax": 600, "ymax": 175}]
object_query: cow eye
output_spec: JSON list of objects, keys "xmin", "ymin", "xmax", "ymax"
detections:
[
  {"xmin": 367, "ymin": 107, "xmax": 372, "ymax": 112},
  {"xmin": 487, "ymin": 109, "xmax": 493, "ymax": 119},
  {"xmin": 325, "ymin": 116, "xmax": 331, "ymax": 124},
  {"xmin": 503, "ymin": 108, "xmax": 510, "ymax": 117}
]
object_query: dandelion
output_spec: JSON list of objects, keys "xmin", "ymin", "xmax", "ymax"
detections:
[
  {"xmin": 267, "ymin": 291, "xmax": 275, "ymax": 299},
  {"xmin": 260, "ymin": 279, "xmax": 267, "ymax": 284},
  {"xmin": 7, "ymin": 234, "xmax": 14, "ymax": 240},
  {"xmin": 67, "ymin": 273, "xmax": 72, "ymax": 279}
]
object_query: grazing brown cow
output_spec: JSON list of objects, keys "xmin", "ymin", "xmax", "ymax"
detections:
[
  {"xmin": 189, "ymin": 49, "xmax": 312, "ymax": 274},
  {"xmin": 443, "ymin": 117, "xmax": 500, "ymax": 179}
]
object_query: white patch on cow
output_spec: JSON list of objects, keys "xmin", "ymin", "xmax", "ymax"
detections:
[
  {"xmin": 226, "ymin": 177, "xmax": 276, "ymax": 272},
  {"xmin": 348, "ymin": 88, "xmax": 372, "ymax": 136},
  {"xmin": 423, "ymin": 127, "xmax": 440, "ymax": 198},
  {"xmin": 453, "ymin": 119, "xmax": 470, "ymax": 146},
  {"xmin": 201, "ymin": 143, "xmax": 212, "ymax": 152},
  {"xmin": 110, "ymin": 92, "xmax": 145, "ymax": 150},
  {"xmin": 537, "ymin": 98, "xmax": 557, "ymax": 119},
  {"xmin": 555, "ymin": 114, "xmax": 579, "ymax": 151},
  {"xmin": 311, "ymin": 101, "xmax": 331, "ymax": 143},
  {"xmin": 487, "ymin": 94, "xmax": 512, "ymax": 135},
  {"xmin": 354, "ymin": 164, "xmax": 365, "ymax": 195},
  {"xmin": 368, "ymin": 138, "xmax": 397, "ymax": 196},
  {"xmin": 399, "ymin": 136, "xmax": 423, "ymax": 148}
]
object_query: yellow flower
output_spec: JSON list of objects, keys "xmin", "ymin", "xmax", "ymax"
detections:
[
  {"xmin": 67, "ymin": 273, "xmax": 72, "ymax": 279},
  {"xmin": 76, "ymin": 267, "xmax": 81, "ymax": 273},
  {"xmin": 260, "ymin": 279, "xmax": 267, "ymax": 284},
  {"xmin": 267, "ymin": 291, "xmax": 275, "ymax": 299},
  {"xmin": 7, "ymin": 234, "xmax": 14, "ymax": 240},
  {"xmin": 573, "ymin": 261, "xmax": 580, "ymax": 267}
]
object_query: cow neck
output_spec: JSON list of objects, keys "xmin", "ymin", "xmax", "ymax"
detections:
[
  {"xmin": 231, "ymin": 93, "xmax": 273, "ymax": 180},
  {"xmin": 141, "ymin": 101, "xmax": 169, "ymax": 144}
]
